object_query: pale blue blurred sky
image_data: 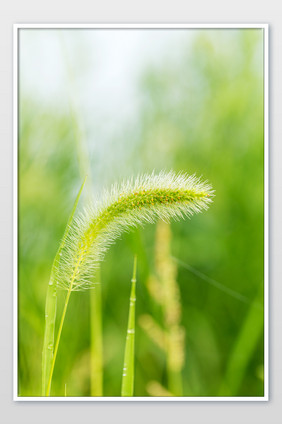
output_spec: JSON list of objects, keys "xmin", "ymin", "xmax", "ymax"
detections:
[
  {"xmin": 19, "ymin": 29, "xmax": 192, "ymax": 130},
  {"xmin": 19, "ymin": 29, "xmax": 195, "ymax": 186},
  {"xmin": 19, "ymin": 28, "xmax": 262, "ymax": 190}
]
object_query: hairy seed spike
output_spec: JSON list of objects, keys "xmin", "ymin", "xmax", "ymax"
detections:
[{"xmin": 56, "ymin": 171, "xmax": 214, "ymax": 291}]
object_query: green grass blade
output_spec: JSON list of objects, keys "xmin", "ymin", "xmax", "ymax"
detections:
[
  {"xmin": 121, "ymin": 256, "xmax": 137, "ymax": 397},
  {"xmin": 42, "ymin": 176, "xmax": 87, "ymax": 396},
  {"xmin": 90, "ymin": 266, "xmax": 103, "ymax": 396},
  {"xmin": 218, "ymin": 287, "xmax": 264, "ymax": 396}
]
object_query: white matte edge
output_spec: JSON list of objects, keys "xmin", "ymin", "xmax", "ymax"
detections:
[
  {"xmin": 13, "ymin": 24, "xmax": 19, "ymax": 402},
  {"xmin": 14, "ymin": 23, "xmax": 267, "ymax": 29},
  {"xmin": 13, "ymin": 22, "xmax": 269, "ymax": 402},
  {"xmin": 264, "ymin": 24, "xmax": 269, "ymax": 401},
  {"xmin": 15, "ymin": 395, "xmax": 267, "ymax": 402}
]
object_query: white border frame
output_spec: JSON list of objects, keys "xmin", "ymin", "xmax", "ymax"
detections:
[{"xmin": 13, "ymin": 23, "xmax": 269, "ymax": 402}]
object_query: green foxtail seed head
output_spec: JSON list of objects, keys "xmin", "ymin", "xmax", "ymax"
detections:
[{"xmin": 56, "ymin": 171, "xmax": 214, "ymax": 291}]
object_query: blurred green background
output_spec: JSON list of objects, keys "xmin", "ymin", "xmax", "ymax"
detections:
[{"xmin": 18, "ymin": 28, "xmax": 264, "ymax": 397}]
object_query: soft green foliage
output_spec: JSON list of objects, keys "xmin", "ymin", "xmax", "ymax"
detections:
[
  {"xmin": 90, "ymin": 267, "xmax": 103, "ymax": 396},
  {"xmin": 218, "ymin": 288, "xmax": 264, "ymax": 396},
  {"xmin": 121, "ymin": 256, "xmax": 137, "ymax": 396}
]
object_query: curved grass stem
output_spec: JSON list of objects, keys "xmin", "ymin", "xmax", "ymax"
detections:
[
  {"xmin": 46, "ymin": 285, "xmax": 72, "ymax": 396},
  {"xmin": 46, "ymin": 242, "xmax": 85, "ymax": 395},
  {"xmin": 42, "ymin": 176, "xmax": 87, "ymax": 396}
]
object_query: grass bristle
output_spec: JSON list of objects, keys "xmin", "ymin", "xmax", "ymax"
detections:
[{"xmin": 56, "ymin": 171, "xmax": 214, "ymax": 292}]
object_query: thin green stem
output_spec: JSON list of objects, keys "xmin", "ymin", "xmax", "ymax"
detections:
[
  {"xmin": 46, "ymin": 239, "xmax": 85, "ymax": 395},
  {"xmin": 121, "ymin": 256, "xmax": 137, "ymax": 397},
  {"xmin": 46, "ymin": 285, "xmax": 72, "ymax": 396},
  {"xmin": 42, "ymin": 176, "xmax": 86, "ymax": 396}
]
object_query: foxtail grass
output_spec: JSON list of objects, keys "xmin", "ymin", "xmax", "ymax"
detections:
[
  {"xmin": 121, "ymin": 256, "xmax": 137, "ymax": 396},
  {"xmin": 139, "ymin": 314, "xmax": 166, "ymax": 351},
  {"xmin": 140, "ymin": 220, "xmax": 185, "ymax": 396},
  {"xmin": 43, "ymin": 170, "xmax": 213, "ymax": 395},
  {"xmin": 156, "ymin": 221, "xmax": 185, "ymax": 396},
  {"xmin": 56, "ymin": 171, "xmax": 213, "ymax": 293}
]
